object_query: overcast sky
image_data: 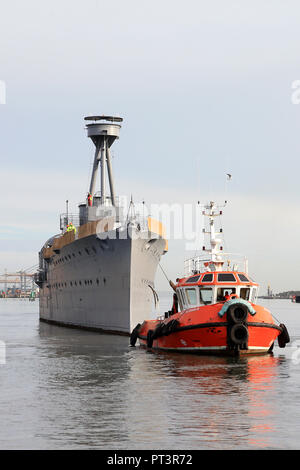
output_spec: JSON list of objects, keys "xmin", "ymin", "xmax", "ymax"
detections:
[{"xmin": 1, "ymin": 0, "xmax": 300, "ymax": 293}]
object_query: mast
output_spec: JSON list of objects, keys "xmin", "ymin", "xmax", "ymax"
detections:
[
  {"xmin": 185, "ymin": 201, "xmax": 249, "ymax": 275},
  {"xmin": 202, "ymin": 201, "xmax": 225, "ymax": 271},
  {"xmin": 85, "ymin": 115, "xmax": 123, "ymax": 206}
]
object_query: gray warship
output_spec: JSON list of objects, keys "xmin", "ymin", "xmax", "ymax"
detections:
[{"xmin": 35, "ymin": 116, "xmax": 167, "ymax": 334}]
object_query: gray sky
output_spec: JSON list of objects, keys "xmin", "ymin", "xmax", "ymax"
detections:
[{"xmin": 1, "ymin": 0, "xmax": 300, "ymax": 293}]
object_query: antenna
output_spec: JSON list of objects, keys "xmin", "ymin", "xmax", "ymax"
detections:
[
  {"xmin": 85, "ymin": 115, "xmax": 123, "ymax": 205},
  {"xmin": 66, "ymin": 200, "xmax": 69, "ymax": 225},
  {"xmin": 202, "ymin": 201, "xmax": 224, "ymax": 270}
]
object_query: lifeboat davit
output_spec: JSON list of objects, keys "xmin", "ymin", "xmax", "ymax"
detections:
[{"xmin": 131, "ymin": 201, "xmax": 290, "ymax": 356}]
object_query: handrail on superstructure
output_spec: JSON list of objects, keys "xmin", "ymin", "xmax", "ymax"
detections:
[{"xmin": 184, "ymin": 253, "xmax": 248, "ymax": 277}]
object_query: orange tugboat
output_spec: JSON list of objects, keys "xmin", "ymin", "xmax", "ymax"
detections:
[{"xmin": 131, "ymin": 201, "xmax": 290, "ymax": 355}]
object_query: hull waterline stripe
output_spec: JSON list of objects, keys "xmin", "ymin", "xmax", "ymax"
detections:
[
  {"xmin": 138, "ymin": 321, "xmax": 282, "ymax": 340},
  {"xmin": 139, "ymin": 344, "xmax": 270, "ymax": 354},
  {"xmin": 151, "ymin": 346, "xmax": 269, "ymax": 351},
  {"xmin": 40, "ymin": 317, "xmax": 130, "ymax": 336}
]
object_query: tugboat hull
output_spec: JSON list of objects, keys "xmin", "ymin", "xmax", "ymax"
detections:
[{"xmin": 136, "ymin": 303, "xmax": 284, "ymax": 355}]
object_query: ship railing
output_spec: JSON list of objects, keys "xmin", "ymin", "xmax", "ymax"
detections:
[
  {"xmin": 59, "ymin": 211, "xmax": 150, "ymax": 233},
  {"xmin": 33, "ymin": 271, "xmax": 45, "ymax": 287},
  {"xmin": 78, "ymin": 194, "xmax": 122, "ymax": 208},
  {"xmin": 59, "ymin": 214, "xmax": 81, "ymax": 231},
  {"xmin": 184, "ymin": 253, "xmax": 249, "ymax": 276},
  {"xmin": 60, "ymin": 196, "xmax": 154, "ymax": 234}
]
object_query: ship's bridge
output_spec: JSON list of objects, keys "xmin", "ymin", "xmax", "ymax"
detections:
[{"xmin": 175, "ymin": 271, "xmax": 259, "ymax": 311}]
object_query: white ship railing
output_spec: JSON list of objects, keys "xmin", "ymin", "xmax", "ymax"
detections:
[
  {"xmin": 59, "ymin": 210, "xmax": 150, "ymax": 233},
  {"xmin": 59, "ymin": 214, "xmax": 81, "ymax": 231},
  {"xmin": 184, "ymin": 253, "xmax": 249, "ymax": 276}
]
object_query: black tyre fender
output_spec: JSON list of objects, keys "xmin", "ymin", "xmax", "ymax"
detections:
[
  {"xmin": 153, "ymin": 322, "xmax": 164, "ymax": 339},
  {"xmin": 230, "ymin": 323, "xmax": 249, "ymax": 344},
  {"xmin": 161, "ymin": 319, "xmax": 179, "ymax": 336},
  {"xmin": 169, "ymin": 319, "xmax": 180, "ymax": 332},
  {"xmin": 165, "ymin": 320, "xmax": 175, "ymax": 336},
  {"xmin": 227, "ymin": 303, "xmax": 249, "ymax": 323},
  {"xmin": 278, "ymin": 323, "xmax": 290, "ymax": 348},
  {"xmin": 130, "ymin": 323, "xmax": 141, "ymax": 347},
  {"xmin": 160, "ymin": 323, "xmax": 169, "ymax": 336},
  {"xmin": 147, "ymin": 329, "xmax": 154, "ymax": 348}
]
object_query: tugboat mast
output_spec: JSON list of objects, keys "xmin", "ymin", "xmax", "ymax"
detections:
[{"xmin": 202, "ymin": 201, "xmax": 225, "ymax": 271}]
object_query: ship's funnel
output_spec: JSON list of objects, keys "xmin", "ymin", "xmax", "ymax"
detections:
[{"xmin": 84, "ymin": 115, "xmax": 123, "ymax": 205}]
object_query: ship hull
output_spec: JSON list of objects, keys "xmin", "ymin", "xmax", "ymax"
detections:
[
  {"xmin": 39, "ymin": 228, "xmax": 165, "ymax": 334},
  {"xmin": 135, "ymin": 302, "xmax": 284, "ymax": 355},
  {"xmin": 138, "ymin": 325, "xmax": 279, "ymax": 355}
]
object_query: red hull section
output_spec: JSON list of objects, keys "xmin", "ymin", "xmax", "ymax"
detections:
[{"xmin": 135, "ymin": 302, "xmax": 284, "ymax": 355}]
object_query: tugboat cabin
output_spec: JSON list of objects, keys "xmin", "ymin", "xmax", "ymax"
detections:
[{"xmin": 175, "ymin": 272, "xmax": 259, "ymax": 311}]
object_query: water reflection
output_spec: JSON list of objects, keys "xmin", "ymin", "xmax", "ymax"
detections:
[
  {"xmin": 37, "ymin": 322, "xmax": 133, "ymax": 448},
  {"xmin": 123, "ymin": 350, "xmax": 284, "ymax": 449},
  {"xmin": 0, "ymin": 299, "xmax": 299, "ymax": 449},
  {"xmin": 37, "ymin": 321, "xmax": 288, "ymax": 449}
]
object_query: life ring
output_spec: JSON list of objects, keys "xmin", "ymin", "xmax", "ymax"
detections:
[
  {"xmin": 130, "ymin": 323, "xmax": 141, "ymax": 347},
  {"xmin": 278, "ymin": 323, "xmax": 290, "ymax": 348},
  {"xmin": 147, "ymin": 329, "xmax": 154, "ymax": 348}
]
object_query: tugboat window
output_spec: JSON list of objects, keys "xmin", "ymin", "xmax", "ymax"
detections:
[
  {"xmin": 202, "ymin": 273, "xmax": 213, "ymax": 282},
  {"xmin": 240, "ymin": 288, "xmax": 250, "ymax": 300},
  {"xmin": 238, "ymin": 274, "xmax": 249, "ymax": 282},
  {"xmin": 251, "ymin": 288, "xmax": 257, "ymax": 302},
  {"xmin": 180, "ymin": 288, "xmax": 187, "ymax": 306},
  {"xmin": 186, "ymin": 275, "xmax": 200, "ymax": 283},
  {"xmin": 185, "ymin": 288, "xmax": 197, "ymax": 305},
  {"xmin": 216, "ymin": 287, "xmax": 236, "ymax": 302},
  {"xmin": 176, "ymin": 290, "xmax": 183, "ymax": 311},
  {"xmin": 199, "ymin": 287, "xmax": 213, "ymax": 305},
  {"xmin": 217, "ymin": 273, "xmax": 236, "ymax": 282}
]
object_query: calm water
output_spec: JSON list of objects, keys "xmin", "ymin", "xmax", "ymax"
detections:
[{"xmin": 0, "ymin": 295, "xmax": 300, "ymax": 449}]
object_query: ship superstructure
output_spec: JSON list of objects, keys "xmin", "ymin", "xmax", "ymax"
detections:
[{"xmin": 35, "ymin": 116, "xmax": 167, "ymax": 334}]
